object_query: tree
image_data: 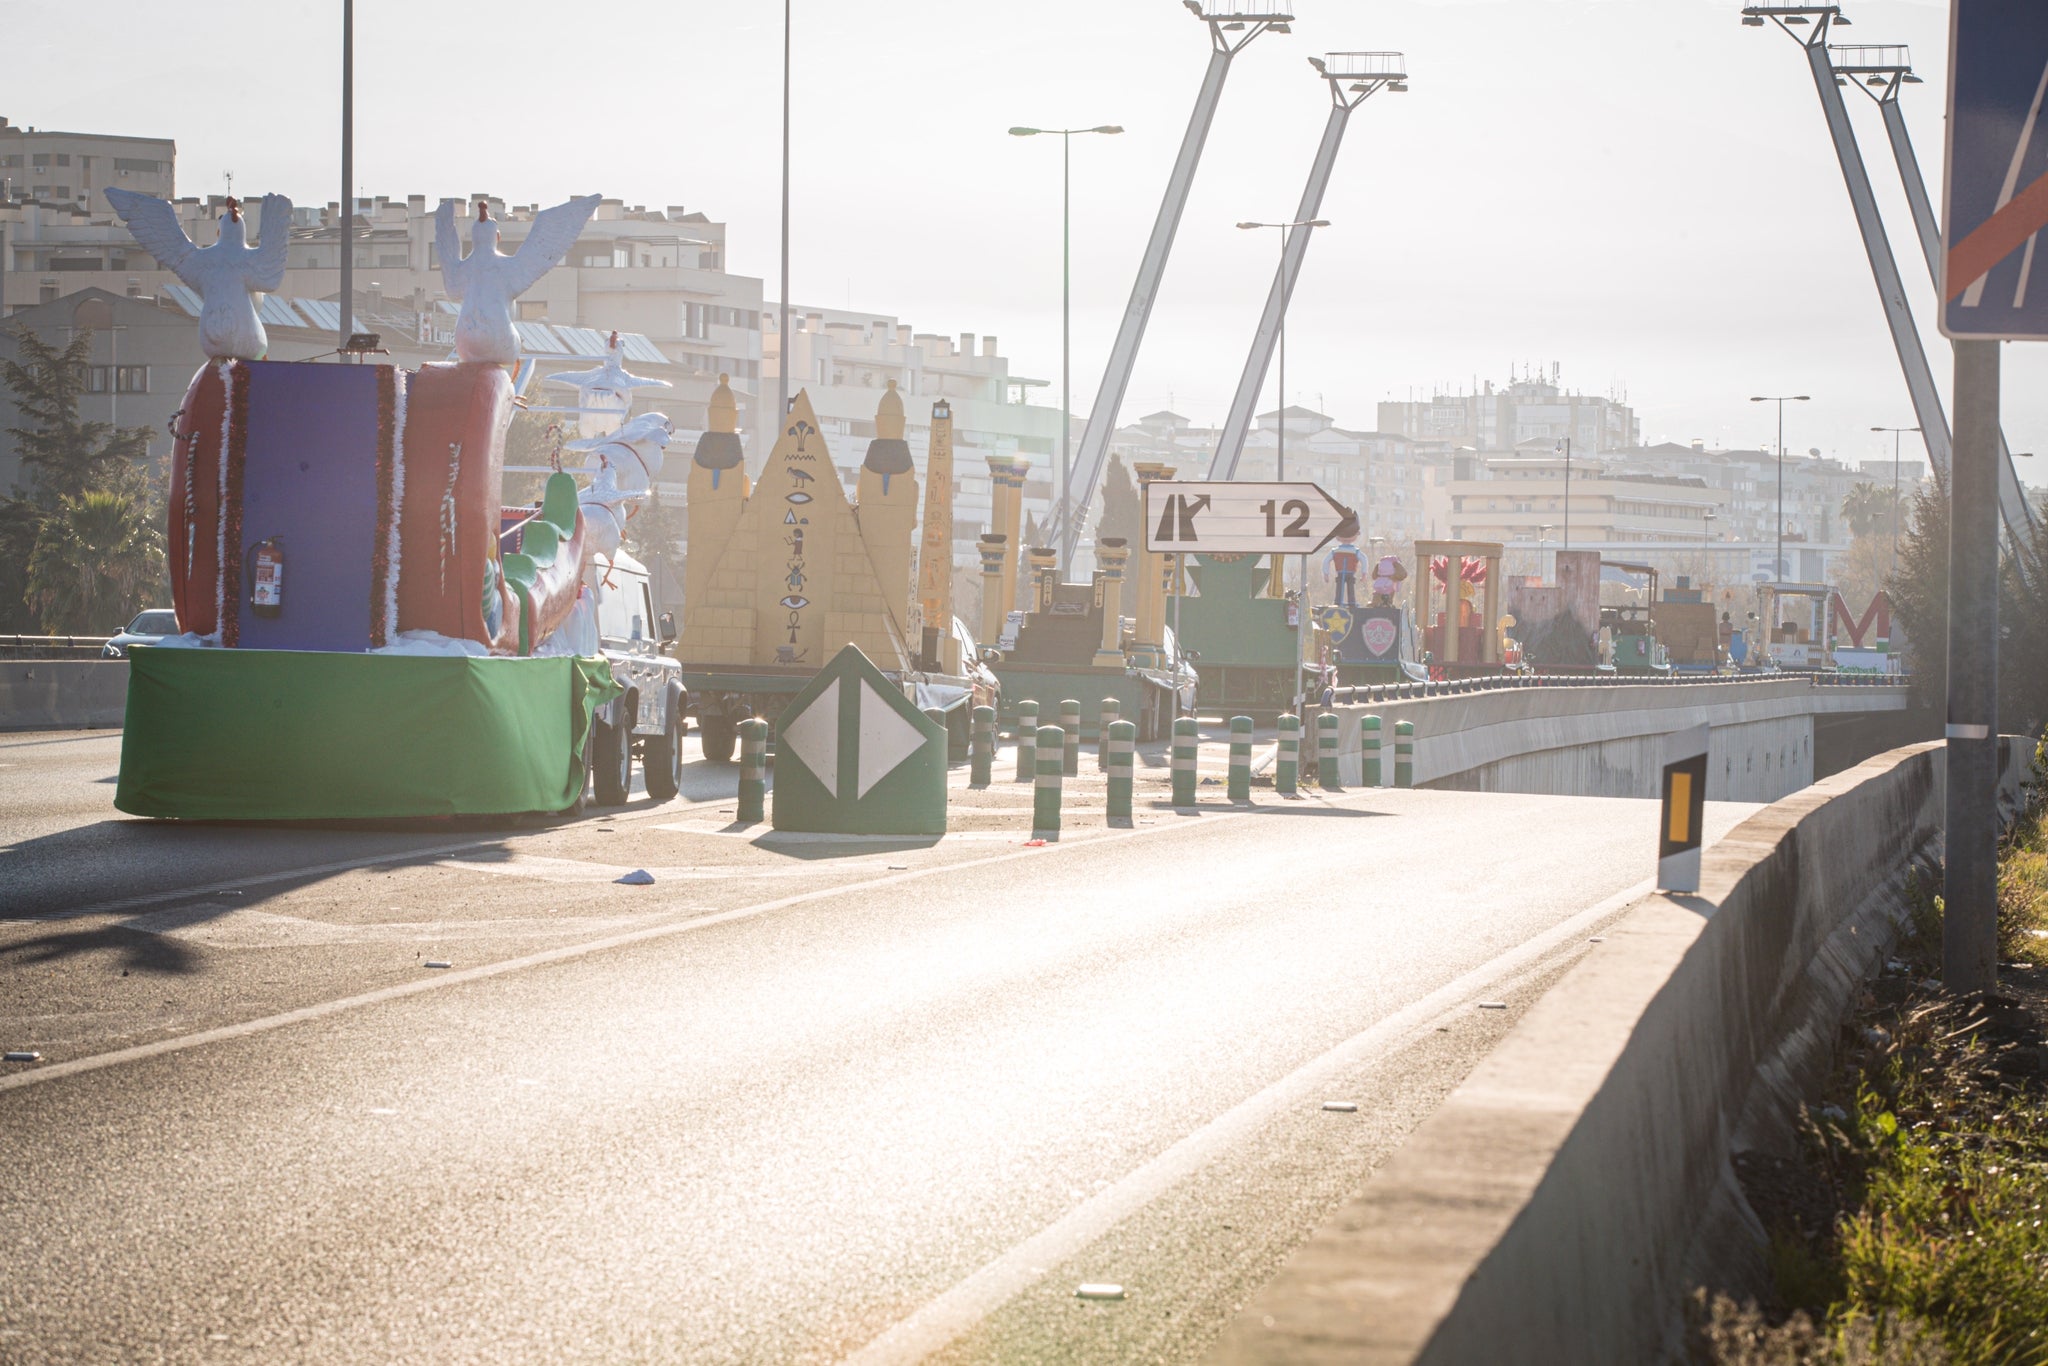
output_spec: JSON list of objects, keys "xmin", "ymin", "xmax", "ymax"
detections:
[
  {"xmin": 1095, "ymin": 454, "xmax": 1141, "ymax": 551},
  {"xmin": 2, "ymin": 327, "xmax": 150, "ymax": 504},
  {"xmin": 624, "ymin": 483, "xmax": 686, "ymax": 571},
  {"xmin": 1998, "ymin": 515, "xmax": 2048, "ymax": 735},
  {"xmin": 1839, "ymin": 481, "xmax": 1896, "ymax": 540},
  {"xmin": 26, "ymin": 486, "xmax": 164, "ymax": 633},
  {"xmin": 1885, "ymin": 470, "xmax": 1949, "ymax": 713}
]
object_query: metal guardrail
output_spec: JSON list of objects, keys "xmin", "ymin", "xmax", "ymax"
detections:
[
  {"xmin": 0, "ymin": 634, "xmax": 115, "ymax": 660},
  {"xmin": 1329, "ymin": 671, "xmax": 1909, "ymax": 706}
]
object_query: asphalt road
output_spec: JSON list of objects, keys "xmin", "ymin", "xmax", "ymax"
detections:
[{"xmin": 0, "ymin": 727, "xmax": 1759, "ymax": 1364}]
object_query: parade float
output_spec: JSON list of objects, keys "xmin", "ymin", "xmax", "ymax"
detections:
[{"xmin": 108, "ymin": 187, "xmax": 673, "ymax": 819}]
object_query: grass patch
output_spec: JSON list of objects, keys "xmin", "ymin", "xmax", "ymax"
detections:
[{"xmin": 1693, "ymin": 794, "xmax": 2048, "ymax": 1365}]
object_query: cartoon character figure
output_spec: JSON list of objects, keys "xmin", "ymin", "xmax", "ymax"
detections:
[
  {"xmin": 1320, "ymin": 513, "xmax": 1364, "ymax": 606},
  {"xmin": 1371, "ymin": 553, "xmax": 1408, "ymax": 606}
]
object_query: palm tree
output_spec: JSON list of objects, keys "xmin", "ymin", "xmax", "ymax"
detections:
[
  {"xmin": 26, "ymin": 487, "xmax": 164, "ymax": 634},
  {"xmin": 1840, "ymin": 481, "xmax": 1892, "ymax": 540}
]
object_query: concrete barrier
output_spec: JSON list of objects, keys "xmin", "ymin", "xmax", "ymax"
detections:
[
  {"xmin": 0, "ymin": 659, "xmax": 127, "ymax": 730},
  {"xmin": 1208, "ymin": 737, "xmax": 2035, "ymax": 1365},
  {"xmin": 1331, "ymin": 677, "xmax": 1911, "ymax": 803}
]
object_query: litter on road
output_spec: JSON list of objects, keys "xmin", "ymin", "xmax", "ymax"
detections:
[
  {"xmin": 1321, "ymin": 1101, "xmax": 1358, "ymax": 1113},
  {"xmin": 423, "ymin": 960, "xmax": 453, "ymax": 970},
  {"xmin": 1477, "ymin": 1001, "xmax": 1507, "ymax": 1010},
  {"xmin": 4, "ymin": 1051, "xmax": 42, "ymax": 1062},
  {"xmin": 1076, "ymin": 1284, "xmax": 1126, "ymax": 1301},
  {"xmin": 615, "ymin": 869, "xmax": 656, "ymax": 885}
]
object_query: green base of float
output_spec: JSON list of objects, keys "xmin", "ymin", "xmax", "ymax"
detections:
[{"xmin": 115, "ymin": 646, "xmax": 618, "ymax": 820}]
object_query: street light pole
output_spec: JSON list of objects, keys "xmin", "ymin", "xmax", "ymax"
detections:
[
  {"xmin": 1561, "ymin": 437, "xmax": 1571, "ymax": 555},
  {"xmin": 1871, "ymin": 424, "xmax": 1920, "ymax": 577},
  {"xmin": 778, "ymin": 0, "xmax": 791, "ymax": 430},
  {"xmin": 1009, "ymin": 125, "xmax": 1123, "ymax": 568},
  {"xmin": 1752, "ymin": 394, "xmax": 1810, "ymax": 581},
  {"xmin": 338, "ymin": 0, "xmax": 353, "ymax": 355},
  {"xmin": 1238, "ymin": 216, "xmax": 1329, "ymax": 720}
]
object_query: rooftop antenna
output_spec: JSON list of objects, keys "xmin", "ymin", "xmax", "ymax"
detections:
[{"xmin": 1051, "ymin": 0, "xmax": 1295, "ymax": 557}]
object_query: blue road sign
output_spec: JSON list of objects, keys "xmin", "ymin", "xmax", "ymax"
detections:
[{"xmin": 1942, "ymin": 1, "xmax": 2048, "ymax": 340}]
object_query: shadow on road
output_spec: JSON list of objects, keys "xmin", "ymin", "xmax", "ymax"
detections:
[{"xmin": 0, "ymin": 923, "xmax": 200, "ymax": 974}]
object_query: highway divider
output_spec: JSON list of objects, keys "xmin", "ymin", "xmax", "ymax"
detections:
[
  {"xmin": 0, "ymin": 659, "xmax": 127, "ymax": 731},
  {"xmin": 1207, "ymin": 736, "xmax": 2036, "ymax": 1364}
]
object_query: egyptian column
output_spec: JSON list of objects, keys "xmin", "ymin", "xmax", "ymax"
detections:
[
  {"xmin": 1027, "ymin": 545, "xmax": 1060, "ymax": 613},
  {"xmin": 684, "ymin": 372, "xmax": 749, "ymax": 639},
  {"xmin": 977, "ymin": 534, "xmax": 1008, "ymax": 647},
  {"xmin": 1093, "ymin": 538, "xmax": 1130, "ymax": 667},
  {"xmin": 856, "ymin": 380, "xmax": 919, "ymax": 640},
  {"xmin": 1131, "ymin": 462, "xmax": 1176, "ymax": 666},
  {"xmin": 987, "ymin": 457, "xmax": 1030, "ymax": 614}
]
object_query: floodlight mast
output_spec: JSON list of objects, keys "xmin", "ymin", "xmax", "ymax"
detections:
[
  {"xmin": 1046, "ymin": 0, "xmax": 1294, "ymax": 567},
  {"xmin": 1208, "ymin": 52, "xmax": 1408, "ymax": 480},
  {"xmin": 1741, "ymin": 6, "xmax": 1956, "ymax": 504},
  {"xmin": 1832, "ymin": 42, "xmax": 2038, "ymax": 534}
]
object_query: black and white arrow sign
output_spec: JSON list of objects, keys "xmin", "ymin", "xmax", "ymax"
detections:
[{"xmin": 1141, "ymin": 481, "xmax": 1354, "ymax": 555}]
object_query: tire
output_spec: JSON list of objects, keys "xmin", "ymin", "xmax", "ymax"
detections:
[
  {"xmin": 643, "ymin": 708, "xmax": 683, "ymax": 800},
  {"xmin": 698, "ymin": 716, "xmax": 737, "ymax": 764},
  {"xmin": 593, "ymin": 713, "xmax": 633, "ymax": 806}
]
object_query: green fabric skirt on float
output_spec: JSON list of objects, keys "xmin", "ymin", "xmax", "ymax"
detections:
[{"xmin": 115, "ymin": 647, "xmax": 619, "ymax": 820}]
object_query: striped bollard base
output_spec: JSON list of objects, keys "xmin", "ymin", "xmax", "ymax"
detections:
[
  {"xmin": 1106, "ymin": 720, "xmax": 1137, "ymax": 824},
  {"xmin": 1171, "ymin": 716, "xmax": 1198, "ymax": 808},
  {"xmin": 1228, "ymin": 714, "xmax": 1253, "ymax": 804},
  {"xmin": 1317, "ymin": 712, "xmax": 1341, "ymax": 791},
  {"xmin": 1276, "ymin": 713, "xmax": 1300, "ymax": 797},
  {"xmin": 970, "ymin": 705, "xmax": 995, "ymax": 787},
  {"xmin": 1363, "ymin": 714, "xmax": 1383, "ymax": 788},
  {"xmin": 737, "ymin": 718, "xmax": 769, "ymax": 823},
  {"xmin": 1059, "ymin": 699, "xmax": 1082, "ymax": 778},
  {"xmin": 1395, "ymin": 719, "xmax": 1415, "ymax": 789},
  {"xmin": 1034, "ymin": 725, "xmax": 1065, "ymax": 839},
  {"xmin": 1014, "ymin": 701, "xmax": 1038, "ymax": 783},
  {"xmin": 1098, "ymin": 697, "xmax": 1119, "ymax": 771}
]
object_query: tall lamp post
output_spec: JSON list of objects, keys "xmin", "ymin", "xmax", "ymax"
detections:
[
  {"xmin": 777, "ymin": 0, "xmax": 792, "ymax": 430},
  {"xmin": 1870, "ymin": 424, "xmax": 1920, "ymax": 576},
  {"xmin": 338, "ymin": 0, "xmax": 353, "ymax": 355},
  {"xmin": 1751, "ymin": 394, "xmax": 1810, "ymax": 582},
  {"xmin": 1240, "ymin": 216, "xmax": 1329, "ymax": 718},
  {"xmin": 1009, "ymin": 124, "xmax": 1123, "ymax": 568},
  {"xmin": 1538, "ymin": 523, "xmax": 1555, "ymax": 581}
]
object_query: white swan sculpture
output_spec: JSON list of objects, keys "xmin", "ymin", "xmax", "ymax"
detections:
[{"xmin": 105, "ymin": 190, "xmax": 290, "ymax": 361}]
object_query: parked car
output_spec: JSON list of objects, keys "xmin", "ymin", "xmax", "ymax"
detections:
[{"xmin": 103, "ymin": 609, "xmax": 179, "ymax": 658}]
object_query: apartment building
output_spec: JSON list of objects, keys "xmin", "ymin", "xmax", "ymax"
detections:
[
  {"xmin": 1377, "ymin": 365, "xmax": 1639, "ymax": 456},
  {"xmin": 0, "ymin": 115, "xmax": 174, "ymax": 211}
]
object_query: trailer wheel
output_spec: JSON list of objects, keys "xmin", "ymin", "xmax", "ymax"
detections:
[
  {"xmin": 698, "ymin": 716, "xmax": 737, "ymax": 763},
  {"xmin": 593, "ymin": 713, "xmax": 633, "ymax": 806},
  {"xmin": 643, "ymin": 708, "xmax": 683, "ymax": 800}
]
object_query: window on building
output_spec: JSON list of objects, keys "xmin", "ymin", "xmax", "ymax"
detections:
[
  {"xmin": 377, "ymin": 253, "xmax": 408, "ymax": 268},
  {"xmin": 31, "ymin": 153, "xmax": 50, "ymax": 168},
  {"xmin": 517, "ymin": 300, "xmax": 548, "ymax": 320},
  {"xmin": 85, "ymin": 366, "xmax": 148, "ymax": 394}
]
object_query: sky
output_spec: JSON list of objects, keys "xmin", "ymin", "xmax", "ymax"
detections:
[{"xmin": 5, "ymin": 0, "xmax": 2040, "ymax": 475}]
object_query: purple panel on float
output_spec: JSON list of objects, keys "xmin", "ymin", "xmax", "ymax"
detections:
[{"xmin": 233, "ymin": 361, "xmax": 383, "ymax": 652}]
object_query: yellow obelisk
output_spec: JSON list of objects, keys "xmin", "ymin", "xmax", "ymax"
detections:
[
  {"xmin": 917, "ymin": 398, "xmax": 957, "ymax": 670},
  {"xmin": 855, "ymin": 380, "xmax": 919, "ymax": 643},
  {"xmin": 684, "ymin": 373, "xmax": 749, "ymax": 643}
]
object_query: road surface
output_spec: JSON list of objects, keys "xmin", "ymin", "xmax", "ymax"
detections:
[{"xmin": 0, "ymin": 728, "xmax": 1758, "ymax": 1363}]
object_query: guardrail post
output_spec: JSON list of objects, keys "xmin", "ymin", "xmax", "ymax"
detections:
[
  {"xmin": 1014, "ymin": 699, "xmax": 1037, "ymax": 782},
  {"xmin": 1363, "ymin": 714, "xmax": 1382, "ymax": 787},
  {"xmin": 1107, "ymin": 719, "xmax": 1136, "ymax": 824},
  {"xmin": 1171, "ymin": 716, "xmax": 1198, "ymax": 807},
  {"xmin": 1059, "ymin": 698, "xmax": 1081, "ymax": 777},
  {"xmin": 1098, "ymin": 697, "xmax": 1119, "ymax": 770},
  {"xmin": 737, "ymin": 718, "xmax": 768, "ymax": 823},
  {"xmin": 970, "ymin": 705, "xmax": 995, "ymax": 787},
  {"xmin": 1317, "ymin": 712, "xmax": 1340, "ymax": 790},
  {"xmin": 1228, "ymin": 714, "xmax": 1252, "ymax": 803},
  {"xmin": 1276, "ymin": 713, "xmax": 1300, "ymax": 797},
  {"xmin": 1395, "ymin": 719, "xmax": 1415, "ymax": 788},
  {"xmin": 1034, "ymin": 725, "xmax": 1064, "ymax": 839}
]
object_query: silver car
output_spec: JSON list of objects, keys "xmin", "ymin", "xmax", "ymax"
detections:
[{"xmin": 103, "ymin": 608, "xmax": 179, "ymax": 658}]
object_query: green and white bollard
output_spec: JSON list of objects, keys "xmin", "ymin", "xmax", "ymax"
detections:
[
  {"xmin": 1317, "ymin": 712, "xmax": 1341, "ymax": 791},
  {"xmin": 1171, "ymin": 716, "xmax": 1198, "ymax": 807},
  {"xmin": 1014, "ymin": 699, "xmax": 1038, "ymax": 783},
  {"xmin": 1363, "ymin": 714, "xmax": 1383, "ymax": 788},
  {"xmin": 1034, "ymin": 725, "xmax": 1064, "ymax": 839},
  {"xmin": 1098, "ymin": 697, "xmax": 1119, "ymax": 771},
  {"xmin": 1395, "ymin": 719, "xmax": 1415, "ymax": 788},
  {"xmin": 970, "ymin": 705, "xmax": 995, "ymax": 787},
  {"xmin": 1276, "ymin": 713, "xmax": 1300, "ymax": 797},
  {"xmin": 737, "ymin": 718, "xmax": 769, "ymax": 823},
  {"xmin": 1059, "ymin": 699, "xmax": 1081, "ymax": 777},
  {"xmin": 1106, "ymin": 719, "xmax": 1136, "ymax": 824},
  {"xmin": 1228, "ymin": 715, "xmax": 1253, "ymax": 804}
]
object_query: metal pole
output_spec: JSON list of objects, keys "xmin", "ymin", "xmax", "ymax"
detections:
[
  {"xmin": 1892, "ymin": 427, "xmax": 1901, "ymax": 575},
  {"xmin": 1945, "ymin": 339, "xmax": 2001, "ymax": 995},
  {"xmin": 1276, "ymin": 225, "xmax": 1286, "ymax": 484},
  {"xmin": 777, "ymin": 0, "xmax": 791, "ymax": 425},
  {"xmin": 1061, "ymin": 128, "xmax": 1072, "ymax": 567},
  {"xmin": 1795, "ymin": 34, "xmax": 1954, "ymax": 482},
  {"xmin": 1562, "ymin": 436, "xmax": 1571, "ymax": 553},
  {"xmin": 1055, "ymin": 13, "xmax": 1283, "ymax": 552},
  {"xmin": 338, "ymin": 0, "xmax": 352, "ymax": 354},
  {"xmin": 1777, "ymin": 401, "xmax": 1785, "ymax": 581}
]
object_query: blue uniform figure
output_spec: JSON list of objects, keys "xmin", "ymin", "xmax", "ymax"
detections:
[{"xmin": 1321, "ymin": 513, "xmax": 1364, "ymax": 607}]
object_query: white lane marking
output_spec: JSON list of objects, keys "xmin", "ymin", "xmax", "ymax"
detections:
[
  {"xmin": 431, "ymin": 854, "xmax": 904, "ymax": 882},
  {"xmin": 118, "ymin": 906, "xmax": 662, "ymax": 949},
  {"xmin": 0, "ymin": 800, "xmax": 1279, "ymax": 1095},
  {"xmin": 838, "ymin": 875, "xmax": 1662, "ymax": 1366}
]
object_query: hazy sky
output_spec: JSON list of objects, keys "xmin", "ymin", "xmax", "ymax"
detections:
[{"xmin": 6, "ymin": 0, "xmax": 2039, "ymax": 474}]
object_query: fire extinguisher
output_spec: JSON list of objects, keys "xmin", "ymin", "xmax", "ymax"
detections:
[{"xmin": 248, "ymin": 536, "xmax": 285, "ymax": 618}]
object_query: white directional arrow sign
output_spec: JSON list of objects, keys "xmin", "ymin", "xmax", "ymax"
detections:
[{"xmin": 1141, "ymin": 481, "xmax": 1353, "ymax": 555}]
